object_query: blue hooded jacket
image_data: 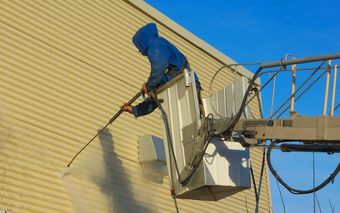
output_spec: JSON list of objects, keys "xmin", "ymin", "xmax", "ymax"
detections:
[
  {"xmin": 132, "ymin": 23, "xmax": 200, "ymax": 117},
  {"xmin": 133, "ymin": 23, "xmax": 188, "ymax": 92}
]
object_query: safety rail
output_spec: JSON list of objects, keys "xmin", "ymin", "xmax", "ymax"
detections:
[{"xmin": 258, "ymin": 59, "xmax": 339, "ymax": 119}]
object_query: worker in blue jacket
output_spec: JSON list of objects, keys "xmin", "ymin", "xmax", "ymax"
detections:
[{"xmin": 122, "ymin": 23, "xmax": 202, "ymax": 117}]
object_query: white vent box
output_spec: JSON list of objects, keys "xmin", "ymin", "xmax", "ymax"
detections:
[
  {"xmin": 157, "ymin": 72, "xmax": 250, "ymax": 201},
  {"xmin": 138, "ymin": 135, "xmax": 167, "ymax": 181}
]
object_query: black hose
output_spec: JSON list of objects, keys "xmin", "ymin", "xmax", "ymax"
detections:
[
  {"xmin": 255, "ymin": 147, "xmax": 266, "ymax": 213},
  {"xmin": 267, "ymin": 140, "xmax": 340, "ymax": 194},
  {"xmin": 151, "ymin": 92, "xmax": 212, "ymax": 186},
  {"xmin": 150, "ymin": 92, "xmax": 189, "ymax": 185},
  {"xmin": 250, "ymin": 161, "xmax": 258, "ymax": 201},
  {"xmin": 152, "ymin": 93, "xmax": 183, "ymax": 181},
  {"xmin": 150, "ymin": 92, "xmax": 181, "ymax": 213}
]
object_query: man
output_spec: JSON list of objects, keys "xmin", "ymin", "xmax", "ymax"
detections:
[{"xmin": 122, "ymin": 23, "xmax": 202, "ymax": 117}]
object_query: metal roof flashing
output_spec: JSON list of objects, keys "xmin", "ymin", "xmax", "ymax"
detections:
[{"xmin": 125, "ymin": 0, "xmax": 258, "ymax": 83}]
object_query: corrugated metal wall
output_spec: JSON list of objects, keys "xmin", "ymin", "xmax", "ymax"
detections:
[{"xmin": 0, "ymin": 0, "xmax": 271, "ymax": 212}]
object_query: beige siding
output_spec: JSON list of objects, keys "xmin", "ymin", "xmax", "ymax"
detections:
[{"xmin": 0, "ymin": 0, "xmax": 271, "ymax": 212}]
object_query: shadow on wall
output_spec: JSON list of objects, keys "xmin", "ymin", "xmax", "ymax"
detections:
[
  {"xmin": 61, "ymin": 128, "xmax": 152, "ymax": 213},
  {"xmin": 98, "ymin": 128, "xmax": 151, "ymax": 213}
]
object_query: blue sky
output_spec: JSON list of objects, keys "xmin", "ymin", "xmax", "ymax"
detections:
[{"xmin": 145, "ymin": 0, "xmax": 340, "ymax": 212}]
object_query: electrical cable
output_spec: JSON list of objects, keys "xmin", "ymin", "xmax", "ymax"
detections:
[
  {"xmin": 276, "ymin": 178, "xmax": 287, "ymax": 213},
  {"xmin": 207, "ymin": 63, "xmax": 262, "ymax": 120},
  {"xmin": 249, "ymin": 161, "xmax": 258, "ymax": 201},
  {"xmin": 269, "ymin": 84, "xmax": 280, "ymax": 213},
  {"xmin": 270, "ymin": 73, "xmax": 277, "ymax": 116},
  {"xmin": 315, "ymin": 194, "xmax": 322, "ymax": 213},
  {"xmin": 313, "ymin": 152, "xmax": 316, "ymax": 213},
  {"xmin": 267, "ymin": 140, "xmax": 340, "ymax": 194},
  {"xmin": 256, "ymin": 87, "xmax": 265, "ymax": 119},
  {"xmin": 207, "ymin": 65, "xmax": 230, "ymax": 119},
  {"xmin": 334, "ymin": 103, "xmax": 340, "ymax": 112},
  {"xmin": 151, "ymin": 92, "xmax": 181, "ymax": 213},
  {"xmin": 245, "ymin": 66, "xmax": 284, "ymax": 108},
  {"xmin": 329, "ymin": 103, "xmax": 340, "ymax": 115},
  {"xmin": 152, "ymin": 92, "xmax": 183, "ymax": 181},
  {"xmin": 253, "ymin": 78, "xmax": 267, "ymax": 213},
  {"xmin": 255, "ymin": 147, "xmax": 266, "ymax": 213},
  {"xmin": 328, "ymin": 199, "xmax": 335, "ymax": 213},
  {"xmin": 208, "ymin": 65, "xmax": 228, "ymax": 97}
]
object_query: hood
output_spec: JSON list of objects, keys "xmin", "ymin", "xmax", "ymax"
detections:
[{"xmin": 132, "ymin": 23, "xmax": 159, "ymax": 55}]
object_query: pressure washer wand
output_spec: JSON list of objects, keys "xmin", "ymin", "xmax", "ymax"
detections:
[{"xmin": 67, "ymin": 91, "xmax": 142, "ymax": 167}]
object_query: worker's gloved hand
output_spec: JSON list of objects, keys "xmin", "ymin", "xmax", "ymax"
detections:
[
  {"xmin": 141, "ymin": 83, "xmax": 148, "ymax": 95},
  {"xmin": 121, "ymin": 103, "xmax": 133, "ymax": 114}
]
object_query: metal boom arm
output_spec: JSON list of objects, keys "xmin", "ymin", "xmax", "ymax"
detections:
[{"xmin": 232, "ymin": 115, "xmax": 340, "ymax": 143}]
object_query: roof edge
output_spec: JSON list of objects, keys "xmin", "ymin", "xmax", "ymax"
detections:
[{"xmin": 126, "ymin": 0, "xmax": 256, "ymax": 80}]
